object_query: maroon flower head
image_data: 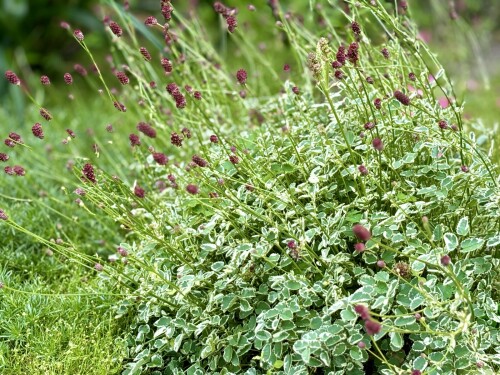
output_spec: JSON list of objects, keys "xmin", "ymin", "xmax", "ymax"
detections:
[
  {"xmin": 287, "ymin": 240, "xmax": 297, "ymax": 249},
  {"xmin": 8, "ymin": 132, "xmax": 22, "ymax": 143},
  {"xmin": 353, "ymin": 224, "xmax": 371, "ymax": 241},
  {"xmin": 292, "ymin": 86, "xmax": 300, "ymax": 95},
  {"xmin": 40, "ymin": 108, "xmax": 53, "ymax": 121},
  {"xmin": 74, "ymin": 64, "xmax": 87, "ymax": 76},
  {"xmin": 4, "ymin": 166, "xmax": 14, "ymax": 175},
  {"xmin": 137, "ymin": 122, "xmax": 156, "ymax": 138},
  {"xmin": 109, "ymin": 21, "xmax": 123, "ymax": 37},
  {"xmin": 144, "ymin": 16, "xmax": 158, "ymax": 26},
  {"xmin": 381, "ymin": 48, "xmax": 390, "ymax": 59},
  {"xmin": 129, "ymin": 133, "xmax": 141, "ymax": 147},
  {"xmin": 210, "ymin": 135, "xmax": 219, "ymax": 143},
  {"xmin": 358, "ymin": 165, "xmax": 368, "ymax": 176},
  {"xmin": 229, "ymin": 154, "xmax": 240, "ymax": 164},
  {"xmin": 4, "ymin": 139, "xmax": 15, "ymax": 148},
  {"xmin": 354, "ymin": 304, "xmax": 370, "ymax": 320},
  {"xmin": 140, "ymin": 47, "xmax": 151, "ymax": 61},
  {"xmin": 161, "ymin": 3, "xmax": 173, "ymax": 20},
  {"xmin": 5, "ymin": 70, "xmax": 20, "ymax": 85},
  {"xmin": 170, "ymin": 132, "xmax": 183, "ymax": 147},
  {"xmin": 351, "ymin": 21, "xmax": 361, "ymax": 35},
  {"xmin": 394, "ymin": 90, "xmax": 411, "ymax": 106},
  {"xmin": 40, "ymin": 75, "xmax": 50, "ymax": 85},
  {"xmin": 374, "ymin": 98, "xmax": 382, "ymax": 109},
  {"xmin": 161, "ymin": 58, "xmax": 173, "ymax": 73},
  {"xmin": 411, "ymin": 371, "xmax": 422, "ymax": 375},
  {"xmin": 283, "ymin": 64, "xmax": 290, "ymax": 72},
  {"xmin": 193, "ymin": 91, "xmax": 202, "ymax": 100},
  {"xmin": 94, "ymin": 263, "xmax": 104, "ymax": 272},
  {"xmin": 354, "ymin": 243, "xmax": 366, "ymax": 252},
  {"xmin": 66, "ymin": 129, "xmax": 76, "ymax": 138},
  {"xmin": 115, "ymin": 71, "xmax": 129, "ymax": 85},
  {"xmin": 134, "ymin": 185, "xmax": 145, "ymax": 198},
  {"xmin": 334, "ymin": 70, "xmax": 344, "ymax": 80},
  {"xmin": 74, "ymin": 29, "xmax": 84, "ymax": 41},
  {"xmin": 106, "ymin": 124, "xmax": 113, "ymax": 132},
  {"xmin": 186, "ymin": 184, "xmax": 199, "ymax": 195},
  {"xmin": 227, "ymin": 16, "xmax": 237, "ymax": 33},
  {"xmin": 117, "ymin": 247, "xmax": 128, "ymax": 257},
  {"xmin": 347, "ymin": 42, "xmax": 359, "ymax": 64},
  {"xmin": 236, "ymin": 69, "xmax": 247, "ymax": 84},
  {"xmin": 461, "ymin": 165, "xmax": 469, "ymax": 173},
  {"xmin": 438, "ymin": 119, "xmax": 448, "ymax": 130},
  {"xmin": 13, "ymin": 165, "xmax": 26, "ymax": 176},
  {"xmin": 336, "ymin": 45, "xmax": 346, "ymax": 65},
  {"xmin": 82, "ymin": 163, "xmax": 96, "ymax": 183},
  {"xmin": 192, "ymin": 155, "xmax": 208, "ymax": 167},
  {"xmin": 408, "ymin": 72, "xmax": 416, "ymax": 81},
  {"xmin": 364, "ymin": 122, "xmax": 375, "ymax": 130},
  {"xmin": 366, "ymin": 76, "xmax": 374, "ymax": 84},
  {"xmin": 332, "ymin": 60, "xmax": 342, "ymax": 69},
  {"xmin": 377, "ymin": 260, "xmax": 386, "ymax": 268},
  {"xmin": 365, "ymin": 319, "xmax": 382, "ymax": 335},
  {"xmin": 0, "ymin": 153, "xmax": 9, "ymax": 162},
  {"xmin": 0, "ymin": 209, "xmax": 8, "ymax": 220},
  {"xmin": 113, "ymin": 101, "xmax": 127, "ymax": 112},
  {"xmin": 32, "ymin": 123, "xmax": 44, "ymax": 139},
  {"xmin": 153, "ymin": 152, "xmax": 168, "ymax": 165},
  {"xmin": 64, "ymin": 73, "xmax": 73, "ymax": 84},
  {"xmin": 441, "ymin": 254, "xmax": 451, "ymax": 266},
  {"xmin": 372, "ymin": 137, "xmax": 384, "ymax": 151},
  {"xmin": 60, "ymin": 21, "xmax": 71, "ymax": 30},
  {"xmin": 357, "ymin": 341, "xmax": 366, "ymax": 349}
]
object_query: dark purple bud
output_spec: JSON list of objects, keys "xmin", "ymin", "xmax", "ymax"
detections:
[
  {"xmin": 236, "ymin": 69, "xmax": 247, "ymax": 84},
  {"xmin": 153, "ymin": 152, "xmax": 168, "ymax": 165},
  {"xmin": 438, "ymin": 120, "xmax": 448, "ymax": 129},
  {"xmin": 377, "ymin": 260, "xmax": 386, "ymax": 268},
  {"xmin": 353, "ymin": 224, "xmax": 371, "ymax": 241},
  {"xmin": 0, "ymin": 153, "xmax": 9, "ymax": 162},
  {"xmin": 441, "ymin": 255, "xmax": 451, "ymax": 266},
  {"xmin": 109, "ymin": 21, "xmax": 123, "ymax": 37},
  {"xmin": 226, "ymin": 16, "xmax": 237, "ymax": 33},
  {"xmin": 372, "ymin": 137, "xmax": 384, "ymax": 151},
  {"xmin": 129, "ymin": 133, "xmax": 141, "ymax": 147},
  {"xmin": 351, "ymin": 21, "xmax": 361, "ymax": 35},
  {"xmin": 140, "ymin": 47, "xmax": 151, "ymax": 61},
  {"xmin": 357, "ymin": 341, "xmax": 366, "ymax": 349},
  {"xmin": 137, "ymin": 122, "xmax": 156, "ymax": 138},
  {"xmin": 364, "ymin": 122, "xmax": 375, "ymax": 130},
  {"xmin": 336, "ymin": 45, "xmax": 346, "ymax": 65},
  {"xmin": 461, "ymin": 165, "xmax": 469, "ymax": 173},
  {"xmin": 40, "ymin": 108, "xmax": 53, "ymax": 121},
  {"xmin": 354, "ymin": 304, "xmax": 370, "ymax": 320},
  {"xmin": 116, "ymin": 71, "xmax": 129, "ymax": 85},
  {"xmin": 292, "ymin": 86, "xmax": 300, "ymax": 95},
  {"xmin": 64, "ymin": 73, "xmax": 73, "ymax": 84},
  {"xmin": 144, "ymin": 16, "xmax": 158, "ymax": 26},
  {"xmin": 186, "ymin": 184, "xmax": 199, "ymax": 195},
  {"xmin": 354, "ymin": 243, "xmax": 366, "ymax": 252},
  {"xmin": 117, "ymin": 247, "xmax": 128, "ymax": 257},
  {"xmin": 134, "ymin": 185, "xmax": 145, "ymax": 198},
  {"xmin": 0, "ymin": 209, "xmax": 8, "ymax": 220},
  {"xmin": 358, "ymin": 165, "xmax": 368, "ymax": 176},
  {"xmin": 5, "ymin": 70, "xmax": 20, "ymax": 85},
  {"xmin": 408, "ymin": 72, "xmax": 416, "ymax": 81},
  {"xmin": 74, "ymin": 29, "xmax": 84, "ymax": 41},
  {"xmin": 229, "ymin": 155, "xmax": 240, "ymax": 164},
  {"xmin": 394, "ymin": 90, "xmax": 410, "ymax": 106},
  {"xmin": 366, "ymin": 76, "xmax": 374, "ymax": 84},
  {"xmin": 365, "ymin": 319, "xmax": 382, "ymax": 335},
  {"xmin": 94, "ymin": 263, "xmax": 104, "ymax": 271},
  {"xmin": 411, "ymin": 371, "xmax": 421, "ymax": 375},
  {"xmin": 32, "ymin": 123, "xmax": 44, "ymax": 139},
  {"xmin": 13, "ymin": 165, "xmax": 25, "ymax": 176},
  {"xmin": 210, "ymin": 135, "xmax": 219, "ymax": 143},
  {"xmin": 40, "ymin": 75, "xmax": 50, "ymax": 85},
  {"xmin": 192, "ymin": 154, "xmax": 208, "ymax": 167},
  {"xmin": 374, "ymin": 98, "xmax": 382, "ymax": 109},
  {"xmin": 82, "ymin": 163, "xmax": 96, "ymax": 183},
  {"xmin": 171, "ymin": 132, "xmax": 183, "ymax": 147}
]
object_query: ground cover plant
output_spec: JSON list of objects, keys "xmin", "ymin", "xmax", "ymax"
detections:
[{"xmin": 1, "ymin": 0, "xmax": 499, "ymax": 374}]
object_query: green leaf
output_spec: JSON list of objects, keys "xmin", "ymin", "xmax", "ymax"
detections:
[
  {"xmin": 444, "ymin": 233, "xmax": 458, "ymax": 251},
  {"xmin": 340, "ymin": 308, "xmax": 357, "ymax": 322},
  {"xmin": 456, "ymin": 217, "xmax": 469, "ymax": 236},
  {"xmin": 285, "ymin": 280, "xmax": 301, "ymax": 290},
  {"xmin": 149, "ymin": 354, "xmax": 163, "ymax": 367},
  {"xmin": 413, "ymin": 356, "xmax": 427, "ymax": 371},
  {"xmin": 173, "ymin": 333, "xmax": 184, "ymax": 352},
  {"xmin": 223, "ymin": 346, "xmax": 233, "ymax": 363},
  {"xmin": 389, "ymin": 332, "xmax": 403, "ymax": 351},
  {"xmin": 256, "ymin": 330, "xmax": 272, "ymax": 341},
  {"xmin": 460, "ymin": 238, "xmax": 484, "ymax": 253},
  {"xmin": 349, "ymin": 347, "xmax": 364, "ymax": 361}
]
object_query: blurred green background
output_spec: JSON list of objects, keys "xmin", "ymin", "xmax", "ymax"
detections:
[{"xmin": 1, "ymin": 0, "xmax": 499, "ymax": 120}]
